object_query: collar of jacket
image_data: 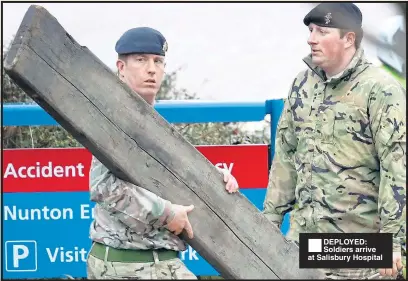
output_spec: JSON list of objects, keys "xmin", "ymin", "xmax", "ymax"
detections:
[{"xmin": 302, "ymin": 48, "xmax": 367, "ymax": 84}]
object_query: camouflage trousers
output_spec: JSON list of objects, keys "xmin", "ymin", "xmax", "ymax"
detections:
[
  {"xmin": 86, "ymin": 250, "xmax": 197, "ymax": 279},
  {"xmin": 322, "ymin": 268, "xmax": 391, "ymax": 280}
]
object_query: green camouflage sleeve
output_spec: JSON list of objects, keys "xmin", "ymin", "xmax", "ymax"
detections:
[
  {"xmin": 89, "ymin": 156, "xmax": 173, "ymax": 231},
  {"xmin": 369, "ymin": 81, "xmax": 406, "ymax": 252},
  {"xmin": 263, "ymin": 95, "xmax": 298, "ymax": 226}
]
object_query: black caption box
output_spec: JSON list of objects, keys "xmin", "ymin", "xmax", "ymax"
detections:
[{"xmin": 299, "ymin": 233, "xmax": 393, "ymax": 269}]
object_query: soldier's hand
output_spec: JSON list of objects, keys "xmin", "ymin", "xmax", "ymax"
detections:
[
  {"xmin": 216, "ymin": 167, "xmax": 239, "ymax": 193},
  {"xmin": 165, "ymin": 204, "xmax": 195, "ymax": 239},
  {"xmin": 379, "ymin": 251, "xmax": 403, "ymax": 278}
]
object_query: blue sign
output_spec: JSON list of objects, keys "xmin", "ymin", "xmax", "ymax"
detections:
[
  {"xmin": 3, "ymin": 189, "xmax": 290, "ymax": 278},
  {"xmin": 5, "ymin": 241, "xmax": 38, "ymax": 272}
]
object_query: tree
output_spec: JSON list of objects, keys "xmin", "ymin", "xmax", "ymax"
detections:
[{"xmin": 3, "ymin": 42, "xmax": 270, "ymax": 149}]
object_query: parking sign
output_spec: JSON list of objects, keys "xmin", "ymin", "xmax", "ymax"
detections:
[{"xmin": 5, "ymin": 241, "xmax": 38, "ymax": 272}]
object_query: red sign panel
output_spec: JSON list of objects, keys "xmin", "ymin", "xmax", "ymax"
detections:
[{"xmin": 3, "ymin": 145, "xmax": 269, "ymax": 193}]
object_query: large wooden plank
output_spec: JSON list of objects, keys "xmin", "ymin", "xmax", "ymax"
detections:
[{"xmin": 4, "ymin": 5, "xmax": 324, "ymax": 279}]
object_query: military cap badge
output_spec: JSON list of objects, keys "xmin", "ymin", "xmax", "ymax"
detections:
[
  {"xmin": 325, "ymin": 12, "xmax": 332, "ymax": 24},
  {"xmin": 163, "ymin": 41, "xmax": 168, "ymax": 53}
]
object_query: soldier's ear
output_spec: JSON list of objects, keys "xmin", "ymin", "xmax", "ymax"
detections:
[
  {"xmin": 116, "ymin": 59, "xmax": 126, "ymax": 78},
  {"xmin": 344, "ymin": 31, "xmax": 356, "ymax": 49}
]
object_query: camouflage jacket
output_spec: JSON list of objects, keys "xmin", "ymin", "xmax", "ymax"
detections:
[
  {"xmin": 88, "ymin": 156, "xmax": 187, "ymax": 251},
  {"xmin": 263, "ymin": 48, "xmax": 406, "ymax": 252}
]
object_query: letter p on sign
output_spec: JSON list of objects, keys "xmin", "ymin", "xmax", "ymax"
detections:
[{"xmin": 5, "ymin": 241, "xmax": 38, "ymax": 272}]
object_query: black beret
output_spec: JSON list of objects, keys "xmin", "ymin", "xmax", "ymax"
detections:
[
  {"xmin": 303, "ymin": 3, "xmax": 362, "ymax": 30},
  {"xmin": 115, "ymin": 27, "xmax": 168, "ymax": 56}
]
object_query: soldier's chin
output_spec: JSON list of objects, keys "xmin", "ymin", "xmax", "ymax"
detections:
[
  {"xmin": 138, "ymin": 89, "xmax": 158, "ymax": 99},
  {"xmin": 312, "ymin": 55, "xmax": 322, "ymax": 64},
  {"xmin": 311, "ymin": 56, "xmax": 324, "ymax": 66}
]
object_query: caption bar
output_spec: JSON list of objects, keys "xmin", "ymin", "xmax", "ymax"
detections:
[{"xmin": 299, "ymin": 233, "xmax": 393, "ymax": 268}]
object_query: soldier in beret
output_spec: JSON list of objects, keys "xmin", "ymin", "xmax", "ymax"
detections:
[
  {"xmin": 263, "ymin": 3, "xmax": 406, "ymax": 279},
  {"xmin": 85, "ymin": 27, "xmax": 240, "ymax": 279}
]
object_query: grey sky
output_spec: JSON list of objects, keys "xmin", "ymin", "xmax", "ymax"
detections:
[{"xmin": 3, "ymin": 2, "xmax": 402, "ymax": 102}]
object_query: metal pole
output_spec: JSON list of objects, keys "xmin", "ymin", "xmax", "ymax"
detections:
[{"xmin": 265, "ymin": 98, "xmax": 284, "ymax": 170}]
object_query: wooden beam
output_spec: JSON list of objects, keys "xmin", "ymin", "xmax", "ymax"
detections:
[{"xmin": 4, "ymin": 5, "xmax": 324, "ymax": 279}]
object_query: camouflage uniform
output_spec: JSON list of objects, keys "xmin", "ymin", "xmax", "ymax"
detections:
[
  {"xmin": 263, "ymin": 48, "xmax": 406, "ymax": 279},
  {"xmin": 86, "ymin": 156, "xmax": 197, "ymax": 279}
]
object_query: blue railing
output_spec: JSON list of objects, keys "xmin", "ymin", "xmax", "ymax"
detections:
[{"xmin": 3, "ymin": 99, "xmax": 284, "ymax": 160}]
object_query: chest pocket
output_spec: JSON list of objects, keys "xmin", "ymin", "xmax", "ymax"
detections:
[
  {"xmin": 317, "ymin": 80, "xmax": 372, "ymax": 146},
  {"xmin": 327, "ymin": 102, "xmax": 377, "ymax": 168},
  {"xmin": 317, "ymin": 102, "xmax": 371, "ymax": 142},
  {"xmin": 332, "ymin": 103, "xmax": 372, "ymax": 145}
]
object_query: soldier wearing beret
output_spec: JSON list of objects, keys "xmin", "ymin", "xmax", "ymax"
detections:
[
  {"xmin": 85, "ymin": 27, "xmax": 240, "ymax": 279},
  {"xmin": 263, "ymin": 3, "xmax": 406, "ymax": 279}
]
